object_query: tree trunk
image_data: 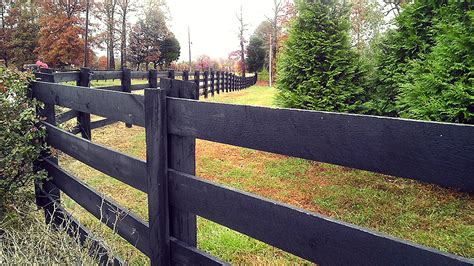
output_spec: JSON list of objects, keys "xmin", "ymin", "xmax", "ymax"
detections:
[{"xmin": 120, "ymin": 10, "xmax": 127, "ymax": 69}]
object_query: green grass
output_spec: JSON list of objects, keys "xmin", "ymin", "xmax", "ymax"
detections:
[
  {"xmin": 64, "ymin": 79, "xmax": 148, "ymax": 87},
  {"xmin": 205, "ymin": 86, "xmax": 278, "ymax": 107},
  {"xmin": 58, "ymin": 85, "xmax": 473, "ymax": 264}
]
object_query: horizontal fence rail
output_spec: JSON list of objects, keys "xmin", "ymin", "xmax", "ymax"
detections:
[
  {"xmin": 168, "ymin": 169, "xmax": 471, "ymax": 265},
  {"xmin": 31, "ymin": 78, "xmax": 474, "ymax": 265},
  {"xmin": 167, "ymin": 99, "xmax": 474, "ymax": 192}
]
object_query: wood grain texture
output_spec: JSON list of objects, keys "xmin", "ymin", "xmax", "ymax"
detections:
[
  {"xmin": 145, "ymin": 88, "xmax": 171, "ymax": 265},
  {"xmin": 92, "ymin": 70, "xmax": 122, "ymax": 80},
  {"xmin": 32, "ymin": 81, "xmax": 146, "ymax": 127},
  {"xmin": 168, "ymin": 170, "xmax": 473, "ymax": 265},
  {"xmin": 94, "ymin": 85, "xmax": 123, "ymax": 92},
  {"xmin": 149, "ymin": 69, "xmax": 158, "ymax": 88},
  {"xmin": 43, "ymin": 122, "xmax": 147, "ymax": 192},
  {"xmin": 56, "ymin": 110, "xmax": 79, "ymax": 124},
  {"xmin": 167, "ymin": 99, "xmax": 474, "ymax": 192},
  {"xmin": 131, "ymin": 84, "xmax": 149, "ymax": 91},
  {"xmin": 161, "ymin": 78, "xmax": 199, "ymax": 247},
  {"xmin": 90, "ymin": 118, "xmax": 118, "ymax": 129},
  {"xmin": 76, "ymin": 68, "xmax": 92, "ymax": 140},
  {"xmin": 53, "ymin": 72, "xmax": 81, "ymax": 83},
  {"xmin": 131, "ymin": 71, "xmax": 149, "ymax": 80},
  {"xmin": 41, "ymin": 159, "xmax": 149, "ymax": 255}
]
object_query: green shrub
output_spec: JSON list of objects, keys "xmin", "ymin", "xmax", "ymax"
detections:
[
  {"xmin": 397, "ymin": 7, "xmax": 474, "ymax": 123},
  {"xmin": 0, "ymin": 67, "xmax": 47, "ymax": 206},
  {"xmin": 258, "ymin": 68, "xmax": 269, "ymax": 82},
  {"xmin": 365, "ymin": 1, "xmax": 438, "ymax": 116},
  {"xmin": 276, "ymin": 0, "xmax": 368, "ymax": 113}
]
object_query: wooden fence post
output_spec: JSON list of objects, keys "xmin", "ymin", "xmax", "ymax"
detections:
[
  {"xmin": 149, "ymin": 69, "xmax": 158, "ymax": 88},
  {"xmin": 226, "ymin": 72, "xmax": 230, "ymax": 93},
  {"xmin": 216, "ymin": 71, "xmax": 220, "ymax": 94},
  {"xmin": 232, "ymin": 73, "xmax": 235, "ymax": 92},
  {"xmin": 145, "ymin": 88, "xmax": 170, "ymax": 265},
  {"xmin": 122, "ymin": 68, "xmax": 133, "ymax": 128},
  {"xmin": 203, "ymin": 71, "xmax": 209, "ymax": 98},
  {"xmin": 183, "ymin": 70, "xmax": 189, "ymax": 81},
  {"xmin": 160, "ymin": 78, "xmax": 199, "ymax": 254},
  {"xmin": 168, "ymin": 69, "xmax": 175, "ymax": 80},
  {"xmin": 210, "ymin": 70, "xmax": 215, "ymax": 97},
  {"xmin": 34, "ymin": 70, "xmax": 62, "ymax": 226},
  {"xmin": 194, "ymin": 71, "xmax": 200, "ymax": 100},
  {"xmin": 223, "ymin": 72, "xmax": 227, "ymax": 93},
  {"xmin": 77, "ymin": 68, "xmax": 92, "ymax": 139}
]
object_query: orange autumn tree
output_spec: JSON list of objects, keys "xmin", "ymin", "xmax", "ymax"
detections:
[{"xmin": 35, "ymin": 1, "xmax": 90, "ymax": 68}]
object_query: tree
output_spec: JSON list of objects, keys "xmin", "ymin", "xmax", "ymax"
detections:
[
  {"xmin": 128, "ymin": 20, "xmax": 148, "ymax": 70},
  {"xmin": 396, "ymin": 3, "xmax": 473, "ymax": 123},
  {"xmin": 144, "ymin": 1, "xmax": 169, "ymax": 68},
  {"xmin": 36, "ymin": 1, "xmax": 89, "ymax": 68},
  {"xmin": 236, "ymin": 6, "xmax": 248, "ymax": 76},
  {"xmin": 128, "ymin": 1, "xmax": 169, "ymax": 70},
  {"xmin": 96, "ymin": 0, "xmax": 118, "ymax": 70},
  {"xmin": 366, "ymin": 0, "xmax": 439, "ymax": 116},
  {"xmin": 350, "ymin": 0, "xmax": 384, "ymax": 51},
  {"xmin": 97, "ymin": 55, "xmax": 108, "ymax": 69},
  {"xmin": 158, "ymin": 34, "xmax": 180, "ymax": 69},
  {"xmin": 196, "ymin": 55, "xmax": 210, "ymax": 71},
  {"xmin": 276, "ymin": 0, "xmax": 367, "ymax": 113},
  {"xmin": 117, "ymin": 0, "xmax": 136, "ymax": 69},
  {"xmin": 1, "ymin": 1, "xmax": 40, "ymax": 68},
  {"xmin": 0, "ymin": 0, "xmax": 10, "ymax": 66},
  {"xmin": 246, "ymin": 35, "xmax": 266, "ymax": 73}
]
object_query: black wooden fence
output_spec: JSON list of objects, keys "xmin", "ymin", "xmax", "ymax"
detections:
[
  {"xmin": 31, "ymin": 72, "xmax": 473, "ymax": 265},
  {"xmin": 36, "ymin": 68, "xmax": 256, "ymax": 141}
]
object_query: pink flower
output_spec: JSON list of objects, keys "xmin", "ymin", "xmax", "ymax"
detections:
[{"xmin": 35, "ymin": 60, "xmax": 49, "ymax": 69}]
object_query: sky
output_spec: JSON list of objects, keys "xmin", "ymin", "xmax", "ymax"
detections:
[{"xmin": 167, "ymin": 0, "xmax": 278, "ymax": 61}]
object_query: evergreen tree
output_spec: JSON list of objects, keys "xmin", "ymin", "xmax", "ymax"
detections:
[
  {"xmin": 366, "ymin": 0, "xmax": 438, "ymax": 116},
  {"xmin": 276, "ymin": 0, "xmax": 367, "ymax": 113},
  {"xmin": 246, "ymin": 35, "xmax": 266, "ymax": 73},
  {"xmin": 397, "ymin": 5, "xmax": 473, "ymax": 123},
  {"xmin": 157, "ymin": 34, "xmax": 180, "ymax": 69},
  {"xmin": 7, "ymin": 3, "xmax": 39, "ymax": 68}
]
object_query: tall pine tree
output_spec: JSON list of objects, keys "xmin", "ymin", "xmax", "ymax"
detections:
[
  {"xmin": 276, "ymin": 0, "xmax": 367, "ymax": 113},
  {"xmin": 397, "ymin": 4, "xmax": 473, "ymax": 124}
]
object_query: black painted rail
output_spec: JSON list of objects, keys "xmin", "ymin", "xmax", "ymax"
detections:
[
  {"xmin": 35, "ymin": 68, "xmax": 256, "ymax": 139},
  {"xmin": 31, "ymin": 74, "xmax": 473, "ymax": 265}
]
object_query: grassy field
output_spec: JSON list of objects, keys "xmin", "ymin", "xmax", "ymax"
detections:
[{"xmin": 60, "ymin": 86, "xmax": 473, "ymax": 264}]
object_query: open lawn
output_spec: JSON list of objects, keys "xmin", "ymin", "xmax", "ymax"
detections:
[{"xmin": 60, "ymin": 86, "xmax": 473, "ymax": 264}]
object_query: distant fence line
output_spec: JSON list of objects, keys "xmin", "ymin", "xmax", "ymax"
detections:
[
  {"xmin": 30, "ymin": 68, "xmax": 474, "ymax": 265},
  {"xmin": 35, "ymin": 67, "xmax": 257, "ymax": 99},
  {"xmin": 35, "ymin": 67, "xmax": 257, "ymax": 140}
]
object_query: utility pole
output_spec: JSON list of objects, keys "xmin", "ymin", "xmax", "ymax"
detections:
[
  {"xmin": 188, "ymin": 26, "xmax": 192, "ymax": 72},
  {"xmin": 84, "ymin": 0, "xmax": 90, "ymax": 67},
  {"xmin": 269, "ymin": 34, "xmax": 272, "ymax": 87}
]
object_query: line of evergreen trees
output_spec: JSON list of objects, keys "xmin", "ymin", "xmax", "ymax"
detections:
[{"xmin": 277, "ymin": 0, "xmax": 473, "ymax": 124}]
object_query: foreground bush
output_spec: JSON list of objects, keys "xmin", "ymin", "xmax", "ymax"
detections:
[{"xmin": 0, "ymin": 67, "xmax": 47, "ymax": 206}]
